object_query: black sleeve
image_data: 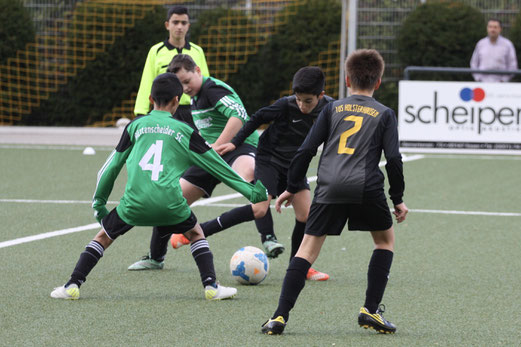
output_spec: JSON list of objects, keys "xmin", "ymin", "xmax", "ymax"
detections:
[
  {"xmin": 189, "ymin": 131, "xmax": 212, "ymax": 154},
  {"xmin": 231, "ymin": 97, "xmax": 288, "ymax": 147},
  {"xmin": 114, "ymin": 116, "xmax": 144, "ymax": 153},
  {"xmin": 115, "ymin": 129, "xmax": 131, "ymax": 152},
  {"xmin": 207, "ymin": 84, "xmax": 232, "ymax": 106},
  {"xmin": 382, "ymin": 109, "xmax": 404, "ymax": 205},
  {"xmin": 173, "ymin": 105, "xmax": 197, "ymax": 131},
  {"xmin": 286, "ymin": 103, "xmax": 331, "ymax": 193}
]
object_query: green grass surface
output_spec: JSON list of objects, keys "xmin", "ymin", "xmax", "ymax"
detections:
[{"xmin": 1, "ymin": 146, "xmax": 520, "ymax": 346}]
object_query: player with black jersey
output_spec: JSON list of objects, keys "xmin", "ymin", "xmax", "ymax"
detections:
[
  {"xmin": 50, "ymin": 73, "xmax": 267, "ymax": 301},
  {"xmin": 127, "ymin": 54, "xmax": 259, "ymax": 271},
  {"xmin": 170, "ymin": 66, "xmax": 333, "ymax": 281},
  {"xmin": 262, "ymin": 49, "xmax": 408, "ymax": 335}
]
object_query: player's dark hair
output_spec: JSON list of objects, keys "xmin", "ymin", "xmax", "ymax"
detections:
[
  {"xmin": 345, "ymin": 49, "xmax": 384, "ymax": 91},
  {"xmin": 488, "ymin": 18, "xmax": 502, "ymax": 27},
  {"xmin": 167, "ymin": 5, "xmax": 189, "ymax": 21},
  {"xmin": 167, "ymin": 54, "xmax": 197, "ymax": 73},
  {"xmin": 292, "ymin": 66, "xmax": 325, "ymax": 96},
  {"xmin": 151, "ymin": 73, "xmax": 183, "ymax": 107}
]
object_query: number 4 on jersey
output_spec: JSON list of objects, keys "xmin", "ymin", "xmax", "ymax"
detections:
[{"xmin": 139, "ymin": 140, "xmax": 164, "ymax": 181}]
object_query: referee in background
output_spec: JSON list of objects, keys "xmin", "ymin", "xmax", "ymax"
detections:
[{"xmin": 134, "ymin": 5, "xmax": 209, "ymax": 127}]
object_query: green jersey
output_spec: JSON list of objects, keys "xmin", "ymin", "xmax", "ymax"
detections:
[
  {"xmin": 134, "ymin": 40, "xmax": 209, "ymax": 115},
  {"xmin": 191, "ymin": 76, "xmax": 259, "ymax": 147},
  {"xmin": 93, "ymin": 110, "xmax": 266, "ymax": 226}
]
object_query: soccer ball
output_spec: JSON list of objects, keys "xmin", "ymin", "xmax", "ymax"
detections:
[{"xmin": 229, "ymin": 246, "xmax": 269, "ymax": 285}]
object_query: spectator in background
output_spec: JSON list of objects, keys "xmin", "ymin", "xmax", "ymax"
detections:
[
  {"xmin": 470, "ymin": 19, "xmax": 517, "ymax": 82},
  {"xmin": 134, "ymin": 5, "xmax": 209, "ymax": 126}
]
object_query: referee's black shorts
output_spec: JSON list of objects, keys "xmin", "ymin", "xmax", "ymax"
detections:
[
  {"xmin": 181, "ymin": 143, "xmax": 256, "ymax": 197},
  {"xmin": 101, "ymin": 208, "xmax": 198, "ymax": 240},
  {"xmin": 304, "ymin": 198, "xmax": 393, "ymax": 236}
]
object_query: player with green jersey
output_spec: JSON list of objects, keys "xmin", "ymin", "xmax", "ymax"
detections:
[
  {"xmin": 128, "ymin": 54, "xmax": 260, "ymax": 271},
  {"xmin": 189, "ymin": 75, "xmax": 259, "ymax": 148},
  {"xmin": 50, "ymin": 73, "xmax": 267, "ymax": 301}
]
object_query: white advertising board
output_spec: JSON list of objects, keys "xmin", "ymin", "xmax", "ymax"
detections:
[{"xmin": 398, "ymin": 81, "xmax": 521, "ymax": 154}]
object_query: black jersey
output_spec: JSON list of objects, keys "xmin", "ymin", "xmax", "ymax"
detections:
[
  {"xmin": 231, "ymin": 95, "xmax": 334, "ymax": 168},
  {"xmin": 287, "ymin": 95, "xmax": 404, "ymax": 205}
]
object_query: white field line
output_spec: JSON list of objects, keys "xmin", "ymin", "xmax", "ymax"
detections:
[
  {"xmin": 0, "ymin": 144, "xmax": 114, "ymax": 151},
  {"xmin": 423, "ymin": 154, "xmax": 521, "ymax": 161},
  {"xmin": 0, "ymin": 223, "xmax": 100, "ymax": 249},
  {"xmin": 193, "ymin": 202, "xmax": 521, "ymax": 217},
  {"xmin": 409, "ymin": 209, "xmax": 521, "ymax": 217},
  {"xmin": 0, "ymin": 153, "xmax": 464, "ymax": 249},
  {"xmin": 3, "ymin": 204, "xmax": 517, "ymax": 250},
  {"xmin": 0, "ymin": 199, "xmax": 119, "ymax": 204}
]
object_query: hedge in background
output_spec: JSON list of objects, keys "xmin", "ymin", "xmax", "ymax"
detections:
[
  {"xmin": 220, "ymin": 0, "xmax": 341, "ymax": 114},
  {"xmin": 0, "ymin": 0, "xmax": 35, "ymax": 64},
  {"xmin": 189, "ymin": 7, "xmax": 253, "ymax": 81},
  {"xmin": 397, "ymin": 1, "xmax": 485, "ymax": 81},
  {"xmin": 26, "ymin": 5, "xmax": 166, "ymax": 125},
  {"xmin": 373, "ymin": 81, "xmax": 398, "ymax": 113}
]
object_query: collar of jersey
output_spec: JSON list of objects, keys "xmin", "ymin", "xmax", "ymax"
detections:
[
  {"xmin": 149, "ymin": 110, "xmax": 172, "ymax": 117},
  {"xmin": 164, "ymin": 39, "xmax": 191, "ymax": 52}
]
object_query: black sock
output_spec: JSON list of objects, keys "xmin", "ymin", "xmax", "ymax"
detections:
[
  {"xmin": 256, "ymin": 208, "xmax": 275, "ymax": 243},
  {"xmin": 150, "ymin": 227, "xmax": 171, "ymax": 262},
  {"xmin": 66, "ymin": 240, "xmax": 104, "ymax": 288},
  {"xmin": 290, "ymin": 219, "xmax": 306, "ymax": 261},
  {"xmin": 364, "ymin": 249, "xmax": 394, "ymax": 313},
  {"xmin": 201, "ymin": 205, "xmax": 255, "ymax": 237},
  {"xmin": 273, "ymin": 257, "xmax": 311, "ymax": 322},
  {"xmin": 190, "ymin": 239, "xmax": 216, "ymax": 287}
]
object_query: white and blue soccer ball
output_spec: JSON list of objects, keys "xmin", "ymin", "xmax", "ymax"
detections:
[{"xmin": 230, "ymin": 246, "xmax": 269, "ymax": 285}]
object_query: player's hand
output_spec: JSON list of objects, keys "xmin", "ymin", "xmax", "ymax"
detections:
[
  {"xmin": 214, "ymin": 143, "xmax": 236, "ymax": 156},
  {"xmin": 275, "ymin": 190, "xmax": 295, "ymax": 213},
  {"xmin": 393, "ymin": 202, "xmax": 408, "ymax": 223},
  {"xmin": 93, "ymin": 206, "xmax": 109, "ymax": 224},
  {"xmin": 92, "ymin": 198, "xmax": 109, "ymax": 223}
]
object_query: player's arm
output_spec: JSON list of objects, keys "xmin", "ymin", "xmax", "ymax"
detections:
[
  {"xmin": 212, "ymin": 94, "xmax": 250, "ymax": 147},
  {"xmin": 381, "ymin": 109, "xmax": 408, "ymax": 222},
  {"xmin": 230, "ymin": 98, "xmax": 287, "ymax": 148},
  {"xmin": 186, "ymin": 131, "xmax": 267, "ymax": 203},
  {"xmin": 92, "ymin": 128, "xmax": 133, "ymax": 222},
  {"xmin": 134, "ymin": 48, "xmax": 157, "ymax": 116},
  {"xmin": 381, "ymin": 109, "xmax": 404, "ymax": 205}
]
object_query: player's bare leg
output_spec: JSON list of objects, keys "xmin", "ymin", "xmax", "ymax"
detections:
[{"xmin": 231, "ymin": 154, "xmax": 255, "ymax": 182}]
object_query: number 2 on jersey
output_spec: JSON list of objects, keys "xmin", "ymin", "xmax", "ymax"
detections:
[
  {"xmin": 139, "ymin": 140, "xmax": 164, "ymax": 181},
  {"xmin": 337, "ymin": 115, "xmax": 363, "ymax": 155}
]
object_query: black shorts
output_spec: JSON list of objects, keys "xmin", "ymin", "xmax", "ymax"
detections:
[
  {"xmin": 305, "ymin": 198, "xmax": 393, "ymax": 236},
  {"xmin": 101, "ymin": 208, "xmax": 198, "ymax": 240},
  {"xmin": 254, "ymin": 157, "xmax": 309, "ymax": 198},
  {"xmin": 182, "ymin": 143, "xmax": 256, "ymax": 197}
]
